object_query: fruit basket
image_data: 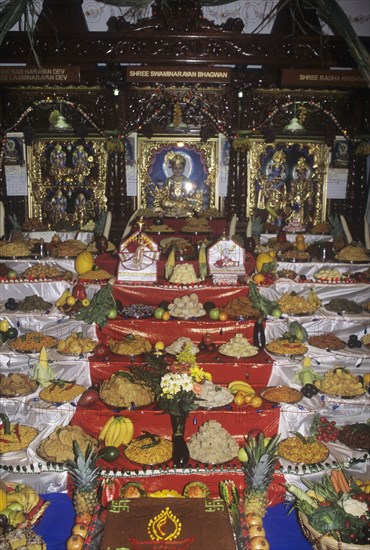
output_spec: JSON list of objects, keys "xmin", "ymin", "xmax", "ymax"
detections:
[{"xmin": 299, "ymin": 512, "xmax": 368, "ymax": 550}]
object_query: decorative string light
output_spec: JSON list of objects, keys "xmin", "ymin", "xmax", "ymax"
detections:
[{"xmin": 251, "ymin": 99, "xmax": 350, "ymax": 139}]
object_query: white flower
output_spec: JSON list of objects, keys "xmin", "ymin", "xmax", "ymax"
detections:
[
  {"xmin": 339, "ymin": 496, "xmax": 368, "ymax": 517},
  {"xmin": 160, "ymin": 373, "xmax": 194, "ymax": 396}
]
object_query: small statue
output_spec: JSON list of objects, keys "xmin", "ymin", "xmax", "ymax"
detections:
[
  {"xmin": 74, "ymin": 192, "xmax": 88, "ymax": 226},
  {"xmin": 153, "ymin": 152, "xmax": 204, "ymax": 214},
  {"xmin": 50, "ymin": 189, "xmax": 67, "ymax": 224},
  {"xmin": 50, "ymin": 144, "xmax": 67, "ymax": 183},
  {"xmin": 286, "ymin": 157, "xmax": 314, "ymax": 224},
  {"xmin": 72, "ymin": 145, "xmax": 90, "ymax": 182}
]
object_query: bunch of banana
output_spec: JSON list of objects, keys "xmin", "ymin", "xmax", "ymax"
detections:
[
  {"xmin": 99, "ymin": 416, "xmax": 134, "ymax": 447},
  {"xmin": 55, "ymin": 288, "xmax": 72, "ymax": 309},
  {"xmin": 6, "ymin": 484, "xmax": 40, "ymax": 513},
  {"xmin": 76, "ymin": 282, "xmax": 116, "ymax": 327},
  {"xmin": 227, "ymin": 380, "xmax": 255, "ymax": 396},
  {"xmin": 307, "ymin": 288, "xmax": 322, "ymax": 308},
  {"xmin": 165, "ymin": 247, "xmax": 176, "ymax": 280}
]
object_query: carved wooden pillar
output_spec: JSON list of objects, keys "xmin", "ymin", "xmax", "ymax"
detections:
[
  {"xmin": 350, "ymin": 142, "xmax": 370, "ymax": 240},
  {"xmin": 225, "ymin": 143, "xmax": 238, "ymax": 219},
  {"xmin": 237, "ymin": 148, "xmax": 248, "ymax": 222},
  {"xmin": 226, "ymin": 137, "xmax": 249, "ymax": 221},
  {"xmin": 344, "ymin": 142, "xmax": 357, "ymax": 222},
  {"xmin": 106, "ymin": 151, "xmax": 116, "ymax": 216}
]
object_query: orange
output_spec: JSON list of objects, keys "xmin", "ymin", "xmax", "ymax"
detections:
[
  {"xmin": 295, "ymin": 234, "xmax": 305, "ymax": 243},
  {"xmin": 219, "ymin": 311, "xmax": 228, "ymax": 321},
  {"xmin": 252, "ymin": 273, "xmax": 265, "ymax": 284},
  {"xmin": 250, "ymin": 396, "xmax": 263, "ymax": 408},
  {"xmin": 162, "ymin": 311, "xmax": 170, "ymax": 321}
]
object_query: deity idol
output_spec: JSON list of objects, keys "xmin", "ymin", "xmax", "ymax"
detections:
[{"xmin": 153, "ymin": 152, "xmax": 204, "ymax": 214}]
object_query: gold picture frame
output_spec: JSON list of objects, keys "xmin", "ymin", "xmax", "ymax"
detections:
[
  {"xmin": 27, "ymin": 138, "xmax": 107, "ymax": 225},
  {"xmin": 137, "ymin": 136, "xmax": 218, "ymax": 212},
  {"xmin": 247, "ymin": 140, "xmax": 329, "ymax": 225}
]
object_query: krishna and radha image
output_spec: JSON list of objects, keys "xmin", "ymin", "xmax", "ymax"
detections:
[{"xmin": 248, "ymin": 142, "xmax": 328, "ymax": 228}]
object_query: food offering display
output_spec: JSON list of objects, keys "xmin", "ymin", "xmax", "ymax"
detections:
[{"xmin": 0, "ymin": 215, "xmax": 369, "ymax": 550}]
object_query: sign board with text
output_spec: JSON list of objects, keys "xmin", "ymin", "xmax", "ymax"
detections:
[
  {"xmin": 281, "ymin": 69, "xmax": 367, "ymax": 88},
  {"xmin": 126, "ymin": 66, "xmax": 231, "ymax": 83},
  {"xmin": 0, "ymin": 66, "xmax": 80, "ymax": 84}
]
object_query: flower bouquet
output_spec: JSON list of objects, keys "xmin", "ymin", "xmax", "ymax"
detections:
[
  {"xmin": 287, "ymin": 469, "xmax": 370, "ymax": 548},
  {"xmin": 130, "ymin": 345, "xmax": 212, "ymax": 466}
]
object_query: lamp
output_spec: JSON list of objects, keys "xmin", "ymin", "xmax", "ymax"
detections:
[
  {"xmin": 283, "ymin": 104, "xmax": 306, "ymax": 134},
  {"xmin": 54, "ymin": 113, "xmax": 73, "ymax": 131}
]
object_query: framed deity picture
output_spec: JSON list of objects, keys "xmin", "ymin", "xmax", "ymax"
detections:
[
  {"xmin": 27, "ymin": 138, "xmax": 107, "ymax": 225},
  {"xmin": 137, "ymin": 136, "xmax": 218, "ymax": 213},
  {"xmin": 247, "ymin": 140, "xmax": 330, "ymax": 226}
]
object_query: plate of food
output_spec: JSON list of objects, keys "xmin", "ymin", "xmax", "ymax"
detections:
[
  {"xmin": 7, "ymin": 332, "xmax": 59, "ymax": 354},
  {"xmin": 124, "ymin": 432, "xmax": 172, "ymax": 466},
  {"xmin": 266, "ymin": 338, "xmax": 308, "ymax": 356},
  {"xmin": 260, "ymin": 385, "xmax": 302, "ymax": 404},
  {"xmin": 307, "ymin": 333, "xmax": 347, "ymax": 351},
  {"xmin": 57, "ymin": 334, "xmax": 97, "ymax": 356},
  {"xmin": 313, "ymin": 367, "xmax": 365, "ymax": 398},
  {"xmin": 99, "ymin": 372, "xmax": 155, "ymax": 409},
  {"xmin": 0, "ymin": 416, "xmax": 39, "ymax": 454},
  {"xmin": 278, "ymin": 435, "xmax": 329, "ymax": 464},
  {"xmin": 337, "ymin": 423, "xmax": 370, "ymax": 452},
  {"xmin": 324, "ymin": 298, "xmax": 363, "ymax": 315},
  {"xmin": 0, "ymin": 373, "xmax": 38, "ymax": 397},
  {"xmin": 109, "ymin": 334, "xmax": 152, "ymax": 356},
  {"xmin": 277, "ymin": 292, "xmax": 317, "ymax": 316},
  {"xmin": 118, "ymin": 304, "xmax": 156, "ymax": 319},
  {"xmin": 196, "ymin": 381, "xmax": 234, "ymax": 409},
  {"xmin": 39, "ymin": 380, "xmax": 86, "ymax": 403},
  {"xmin": 37, "ymin": 425, "xmax": 98, "ymax": 464},
  {"xmin": 218, "ymin": 333, "xmax": 259, "ymax": 358}
]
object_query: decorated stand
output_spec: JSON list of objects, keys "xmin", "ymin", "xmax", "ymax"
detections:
[
  {"xmin": 208, "ymin": 236, "xmax": 246, "ymax": 285},
  {"xmin": 117, "ymin": 226, "xmax": 159, "ymax": 283}
]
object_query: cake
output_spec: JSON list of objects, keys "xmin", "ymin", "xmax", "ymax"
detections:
[
  {"xmin": 282, "ymin": 217, "xmax": 306, "ymax": 232},
  {"xmin": 100, "ymin": 497, "xmax": 236, "ymax": 550}
]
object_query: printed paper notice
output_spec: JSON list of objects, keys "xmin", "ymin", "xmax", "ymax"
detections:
[
  {"xmin": 5, "ymin": 165, "xmax": 28, "ymax": 196},
  {"xmin": 327, "ymin": 168, "xmax": 347, "ymax": 199}
]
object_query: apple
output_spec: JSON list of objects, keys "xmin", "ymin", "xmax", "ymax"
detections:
[
  {"xmin": 94, "ymin": 343, "xmax": 110, "ymax": 358},
  {"xmin": 208, "ymin": 307, "xmax": 220, "ymax": 320},
  {"xmin": 107, "ymin": 308, "xmax": 118, "ymax": 319},
  {"xmin": 154, "ymin": 307, "xmax": 165, "ymax": 320},
  {"xmin": 7, "ymin": 270, "xmax": 17, "ymax": 280},
  {"xmin": 271, "ymin": 307, "xmax": 282, "ymax": 318}
]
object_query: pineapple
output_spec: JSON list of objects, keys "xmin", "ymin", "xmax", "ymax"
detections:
[
  {"xmin": 242, "ymin": 434, "xmax": 280, "ymax": 517},
  {"xmin": 328, "ymin": 214, "xmax": 346, "ymax": 252},
  {"xmin": 66, "ymin": 441, "xmax": 101, "ymax": 515}
]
